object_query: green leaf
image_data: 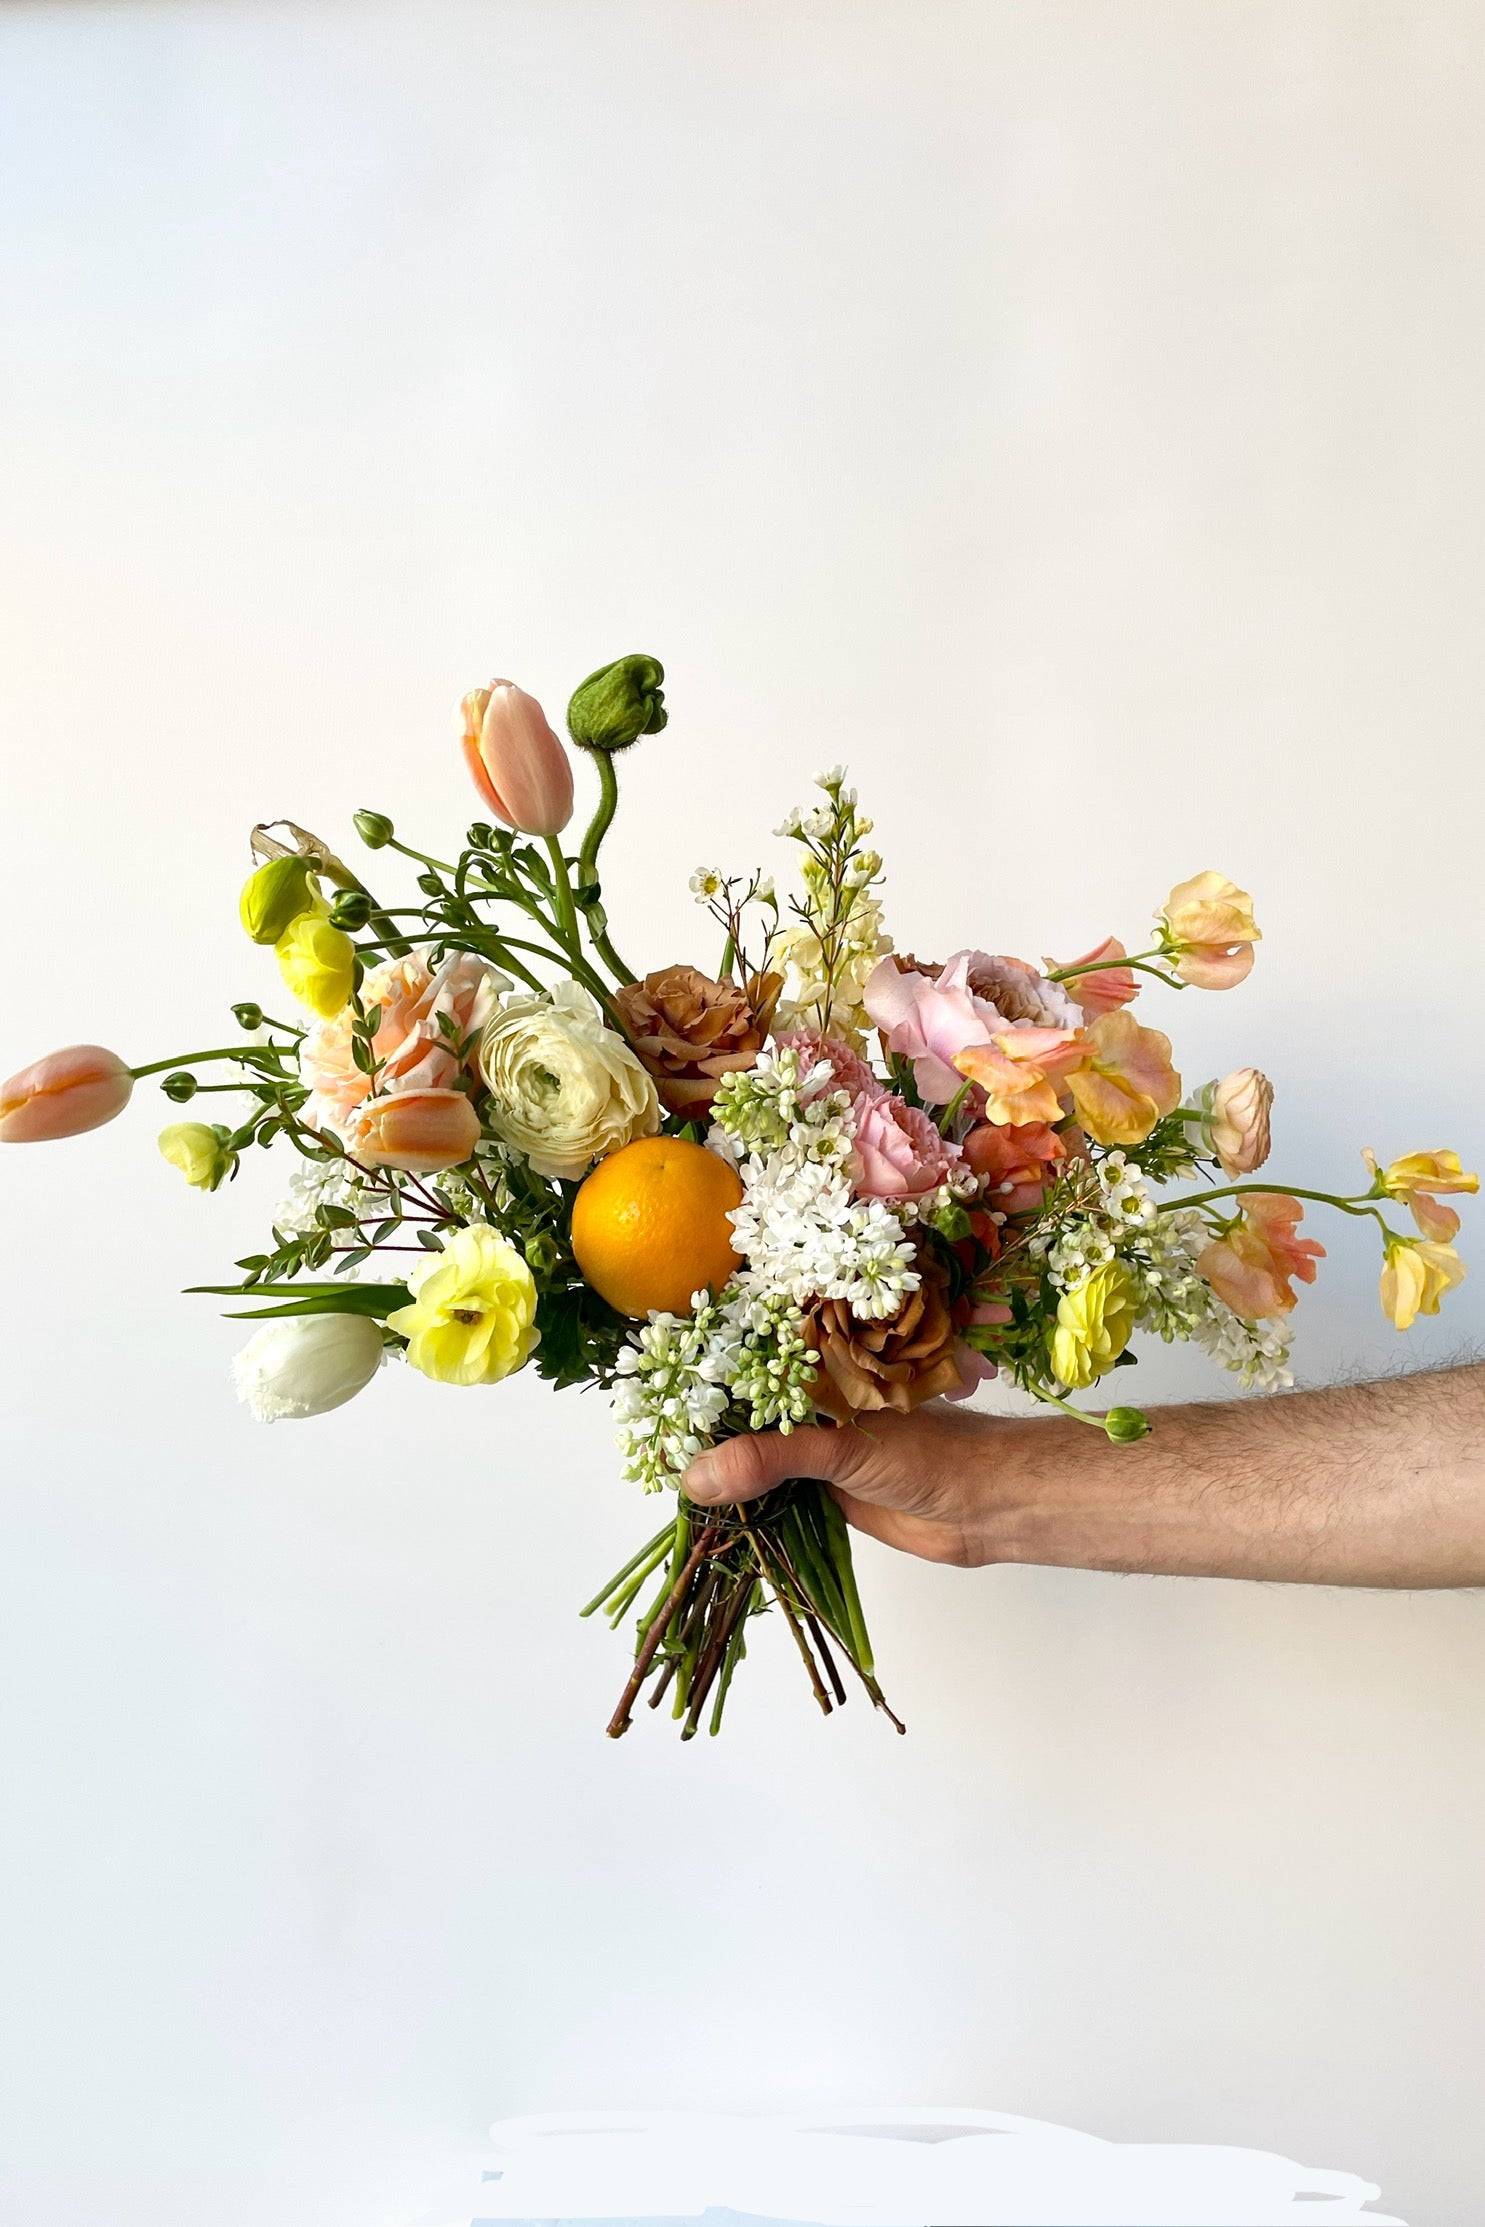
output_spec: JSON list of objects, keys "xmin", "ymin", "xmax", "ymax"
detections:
[{"xmin": 195, "ymin": 1281, "xmax": 411, "ymax": 1321}]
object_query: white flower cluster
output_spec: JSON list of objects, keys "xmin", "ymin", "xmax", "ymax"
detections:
[
  {"xmin": 712, "ymin": 1047, "xmax": 920, "ymax": 1323},
  {"xmin": 772, "ymin": 768, "xmax": 892, "ymax": 1045},
  {"xmin": 1031, "ymin": 1152, "xmax": 1158, "ymax": 1290},
  {"xmin": 612, "ymin": 1287, "xmax": 822, "ymax": 1490},
  {"xmin": 271, "ymin": 1157, "xmax": 373, "ymax": 1243},
  {"xmin": 1126, "ymin": 1206, "xmax": 1293, "ymax": 1391},
  {"xmin": 612, "ymin": 1295, "xmax": 738, "ymax": 1493}
]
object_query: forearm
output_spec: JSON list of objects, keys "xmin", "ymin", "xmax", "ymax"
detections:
[{"xmin": 985, "ymin": 1364, "xmax": 1485, "ymax": 1587}]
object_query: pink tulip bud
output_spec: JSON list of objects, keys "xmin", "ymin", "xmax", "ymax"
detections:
[
  {"xmin": 456, "ymin": 680, "xmax": 574, "ymax": 836},
  {"xmin": 0, "ymin": 1044, "xmax": 134, "ymax": 1143},
  {"xmin": 345, "ymin": 1087, "xmax": 482, "ymax": 1174}
]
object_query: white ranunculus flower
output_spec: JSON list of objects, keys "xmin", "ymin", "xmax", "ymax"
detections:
[
  {"xmin": 478, "ymin": 979, "xmax": 661, "ymax": 1180},
  {"xmin": 231, "ymin": 1312, "xmax": 385, "ymax": 1422}
]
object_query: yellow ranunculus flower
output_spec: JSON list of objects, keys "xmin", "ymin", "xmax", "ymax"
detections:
[
  {"xmin": 1049, "ymin": 1260, "xmax": 1138, "ymax": 1390},
  {"xmin": 1378, "ymin": 1236, "xmax": 1466, "ymax": 1332},
  {"xmin": 386, "ymin": 1224, "xmax": 540, "ymax": 1386},
  {"xmin": 158, "ymin": 1121, "xmax": 231, "ymax": 1190},
  {"xmin": 276, "ymin": 911, "xmax": 356, "ymax": 1018}
]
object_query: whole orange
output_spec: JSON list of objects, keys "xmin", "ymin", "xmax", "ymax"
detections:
[{"xmin": 571, "ymin": 1135, "xmax": 745, "ymax": 1318}]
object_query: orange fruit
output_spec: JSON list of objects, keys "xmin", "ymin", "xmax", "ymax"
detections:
[{"xmin": 571, "ymin": 1135, "xmax": 745, "ymax": 1318}]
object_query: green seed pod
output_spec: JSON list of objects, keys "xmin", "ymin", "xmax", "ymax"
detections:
[
  {"xmin": 1104, "ymin": 1405, "xmax": 1152, "ymax": 1444},
  {"xmin": 566, "ymin": 653, "xmax": 667, "ymax": 753},
  {"xmin": 240, "ymin": 855, "xmax": 318, "ymax": 945},
  {"xmin": 329, "ymin": 888, "xmax": 373, "ymax": 931},
  {"xmin": 354, "ymin": 809, "xmax": 395, "ymax": 849}
]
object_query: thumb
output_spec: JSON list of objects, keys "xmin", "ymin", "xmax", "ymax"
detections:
[{"xmin": 682, "ymin": 1424, "xmax": 857, "ymax": 1505}]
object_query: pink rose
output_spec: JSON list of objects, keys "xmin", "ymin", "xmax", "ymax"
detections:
[
  {"xmin": 849, "ymin": 1089, "xmax": 962, "ymax": 1200},
  {"xmin": 301, "ymin": 949, "xmax": 505, "ymax": 1139},
  {"xmin": 962, "ymin": 953, "xmax": 1083, "ymax": 1030},
  {"xmin": 775, "ymin": 1029, "xmax": 882, "ymax": 1104},
  {"xmin": 862, "ymin": 953, "xmax": 1004, "ymax": 1104}
]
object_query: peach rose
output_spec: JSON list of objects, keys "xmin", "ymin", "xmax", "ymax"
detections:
[
  {"xmin": 963, "ymin": 1119, "xmax": 1067, "ymax": 1215},
  {"xmin": 300, "ymin": 950, "xmax": 505, "ymax": 1139},
  {"xmin": 1198, "ymin": 1194, "xmax": 1325, "ymax": 1320}
]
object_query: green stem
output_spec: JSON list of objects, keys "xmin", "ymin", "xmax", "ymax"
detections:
[
  {"xmin": 937, "ymin": 1079, "xmax": 972, "ymax": 1136},
  {"xmin": 1159, "ymin": 1181, "xmax": 1392, "ymax": 1229},
  {"xmin": 576, "ymin": 750, "xmax": 619, "ymax": 890},
  {"xmin": 1029, "ymin": 1385, "xmax": 1109, "ymax": 1430},
  {"xmin": 131, "ymin": 1047, "xmax": 264, "ymax": 1079},
  {"xmin": 544, "ymin": 837, "xmax": 581, "ymax": 951},
  {"xmin": 1047, "ymin": 945, "xmax": 1163, "ymax": 983}
]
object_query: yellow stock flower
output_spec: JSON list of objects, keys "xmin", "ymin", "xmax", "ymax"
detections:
[
  {"xmin": 1049, "ymin": 1260, "xmax": 1138, "ymax": 1390},
  {"xmin": 1379, "ymin": 1237, "xmax": 1466, "ymax": 1331},
  {"xmin": 157, "ymin": 1121, "xmax": 230, "ymax": 1190},
  {"xmin": 276, "ymin": 911, "xmax": 356, "ymax": 1019},
  {"xmin": 386, "ymin": 1224, "xmax": 540, "ymax": 1386}
]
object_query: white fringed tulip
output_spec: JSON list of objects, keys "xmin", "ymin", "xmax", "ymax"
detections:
[{"xmin": 231, "ymin": 1313, "xmax": 384, "ymax": 1422}]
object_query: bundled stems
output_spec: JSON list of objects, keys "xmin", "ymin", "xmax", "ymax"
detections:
[{"xmin": 589, "ymin": 1482, "xmax": 904, "ymax": 1741}]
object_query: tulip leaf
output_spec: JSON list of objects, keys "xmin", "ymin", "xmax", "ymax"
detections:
[{"xmin": 187, "ymin": 1280, "xmax": 409, "ymax": 1320}]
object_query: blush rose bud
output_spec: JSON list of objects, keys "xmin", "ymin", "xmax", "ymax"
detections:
[
  {"xmin": 0, "ymin": 1044, "xmax": 134, "ymax": 1143},
  {"xmin": 1208, "ymin": 1067, "xmax": 1273, "ymax": 1177},
  {"xmin": 566, "ymin": 653, "xmax": 667, "ymax": 753},
  {"xmin": 457, "ymin": 681, "xmax": 575, "ymax": 835},
  {"xmin": 347, "ymin": 1087, "xmax": 482, "ymax": 1173},
  {"xmin": 240, "ymin": 855, "xmax": 319, "ymax": 945}
]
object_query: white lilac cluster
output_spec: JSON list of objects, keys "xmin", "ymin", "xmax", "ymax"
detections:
[
  {"xmin": 1030, "ymin": 1151, "xmax": 1159, "ymax": 1290},
  {"xmin": 612, "ymin": 1295, "xmax": 738, "ymax": 1492},
  {"xmin": 612, "ymin": 1288, "xmax": 821, "ymax": 1490},
  {"xmin": 713, "ymin": 1047, "xmax": 919, "ymax": 1323},
  {"xmin": 772, "ymin": 769, "xmax": 892, "ymax": 1045},
  {"xmin": 1128, "ymin": 1206, "xmax": 1293, "ymax": 1391},
  {"xmin": 271, "ymin": 1157, "xmax": 374, "ymax": 1243}
]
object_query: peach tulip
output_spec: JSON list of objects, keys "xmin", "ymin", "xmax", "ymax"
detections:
[
  {"xmin": 1362, "ymin": 1148, "xmax": 1479, "ymax": 1243},
  {"xmin": 345, "ymin": 1087, "xmax": 482, "ymax": 1173},
  {"xmin": 1209, "ymin": 1067, "xmax": 1273, "ymax": 1177},
  {"xmin": 0, "ymin": 1044, "xmax": 133, "ymax": 1142},
  {"xmin": 1063, "ymin": 1011, "xmax": 1180, "ymax": 1146},
  {"xmin": 1160, "ymin": 872, "xmax": 1260, "ymax": 989},
  {"xmin": 1198, "ymin": 1194, "xmax": 1325, "ymax": 1320},
  {"xmin": 457, "ymin": 681, "xmax": 574, "ymax": 836},
  {"xmin": 1052, "ymin": 936, "xmax": 1140, "ymax": 1018}
]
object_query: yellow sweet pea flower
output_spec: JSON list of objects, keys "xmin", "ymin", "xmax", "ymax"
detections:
[
  {"xmin": 1379, "ymin": 1236, "xmax": 1466, "ymax": 1331},
  {"xmin": 158, "ymin": 1121, "xmax": 231, "ymax": 1190},
  {"xmin": 1362, "ymin": 1148, "xmax": 1479, "ymax": 1242},
  {"xmin": 1050, "ymin": 1260, "xmax": 1137, "ymax": 1390},
  {"xmin": 276, "ymin": 911, "xmax": 356, "ymax": 1018},
  {"xmin": 386, "ymin": 1225, "xmax": 540, "ymax": 1386}
]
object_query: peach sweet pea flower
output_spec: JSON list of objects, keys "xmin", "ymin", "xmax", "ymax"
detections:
[
  {"xmin": 849, "ymin": 1091, "xmax": 963, "ymax": 1200},
  {"xmin": 863, "ymin": 952, "xmax": 1003, "ymax": 1104},
  {"xmin": 1050, "ymin": 936, "xmax": 1140, "ymax": 1018},
  {"xmin": 1198, "ymin": 1194, "xmax": 1325, "ymax": 1320},
  {"xmin": 1379, "ymin": 1236, "xmax": 1467, "ymax": 1331},
  {"xmin": 0, "ymin": 1044, "xmax": 133, "ymax": 1143},
  {"xmin": 301, "ymin": 950, "xmax": 505, "ymax": 1139},
  {"xmin": 1209, "ymin": 1067, "xmax": 1273, "ymax": 1178},
  {"xmin": 345, "ymin": 1087, "xmax": 482, "ymax": 1174},
  {"xmin": 1160, "ymin": 872, "xmax": 1260, "ymax": 989},
  {"xmin": 1063, "ymin": 1011, "xmax": 1180, "ymax": 1146},
  {"xmin": 953, "ymin": 1027, "xmax": 1084, "ymax": 1128},
  {"xmin": 963, "ymin": 1119, "xmax": 1066, "ymax": 1215},
  {"xmin": 1363, "ymin": 1149, "xmax": 1479, "ymax": 1243}
]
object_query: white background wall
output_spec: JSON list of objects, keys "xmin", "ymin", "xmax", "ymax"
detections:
[{"xmin": 2, "ymin": 4, "xmax": 1483, "ymax": 2223}]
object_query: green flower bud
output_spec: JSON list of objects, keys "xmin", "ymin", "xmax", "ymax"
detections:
[
  {"xmin": 232, "ymin": 1002, "xmax": 264, "ymax": 1031},
  {"xmin": 160, "ymin": 1071, "xmax": 199, "ymax": 1103},
  {"xmin": 925, "ymin": 1198, "xmax": 972, "ymax": 1242},
  {"xmin": 1103, "ymin": 1405, "xmax": 1151, "ymax": 1444},
  {"xmin": 329, "ymin": 888, "xmax": 373, "ymax": 931},
  {"xmin": 158, "ymin": 1121, "xmax": 233, "ymax": 1191},
  {"xmin": 466, "ymin": 822, "xmax": 495, "ymax": 852},
  {"xmin": 566, "ymin": 653, "xmax": 667, "ymax": 753},
  {"xmin": 240, "ymin": 855, "xmax": 319, "ymax": 945},
  {"xmin": 525, "ymin": 1231, "xmax": 560, "ymax": 1279},
  {"xmin": 354, "ymin": 809, "xmax": 395, "ymax": 849}
]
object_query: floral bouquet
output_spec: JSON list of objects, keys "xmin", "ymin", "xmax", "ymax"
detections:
[{"xmin": 3, "ymin": 653, "xmax": 1475, "ymax": 1739}]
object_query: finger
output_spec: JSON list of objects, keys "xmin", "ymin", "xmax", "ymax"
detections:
[
  {"xmin": 683, "ymin": 1424, "xmax": 858, "ymax": 1505},
  {"xmin": 830, "ymin": 1485, "xmax": 977, "ymax": 1567}
]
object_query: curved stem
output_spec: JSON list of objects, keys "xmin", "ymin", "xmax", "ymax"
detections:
[
  {"xmin": 577, "ymin": 750, "xmax": 619, "ymax": 889},
  {"xmin": 1159, "ymin": 1180, "xmax": 1395, "ymax": 1232},
  {"xmin": 131, "ymin": 1046, "xmax": 270, "ymax": 1079},
  {"xmin": 544, "ymin": 836, "xmax": 582, "ymax": 950},
  {"xmin": 1047, "ymin": 946, "xmax": 1164, "ymax": 983}
]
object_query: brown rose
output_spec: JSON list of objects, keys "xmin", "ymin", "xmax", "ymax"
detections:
[
  {"xmin": 802, "ymin": 1249, "xmax": 967, "ymax": 1421},
  {"xmin": 614, "ymin": 965, "xmax": 782, "ymax": 1114}
]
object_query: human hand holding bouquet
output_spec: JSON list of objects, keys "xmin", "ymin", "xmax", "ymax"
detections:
[{"xmin": 4, "ymin": 654, "xmax": 1476, "ymax": 1737}]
